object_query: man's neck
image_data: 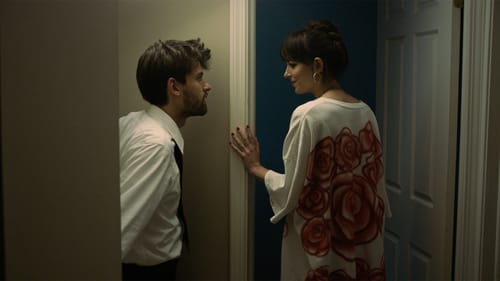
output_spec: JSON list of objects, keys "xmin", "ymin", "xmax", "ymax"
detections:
[{"xmin": 161, "ymin": 104, "xmax": 186, "ymax": 128}]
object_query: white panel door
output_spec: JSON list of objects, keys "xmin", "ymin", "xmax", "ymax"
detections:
[{"xmin": 376, "ymin": 0, "xmax": 461, "ymax": 280}]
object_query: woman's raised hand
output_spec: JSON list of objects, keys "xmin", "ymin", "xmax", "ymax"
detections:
[{"xmin": 229, "ymin": 125, "xmax": 267, "ymax": 180}]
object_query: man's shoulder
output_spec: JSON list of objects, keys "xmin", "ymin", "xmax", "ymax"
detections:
[{"xmin": 120, "ymin": 111, "xmax": 173, "ymax": 146}]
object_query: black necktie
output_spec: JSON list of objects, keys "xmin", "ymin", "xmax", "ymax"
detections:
[{"xmin": 172, "ymin": 140, "xmax": 189, "ymax": 248}]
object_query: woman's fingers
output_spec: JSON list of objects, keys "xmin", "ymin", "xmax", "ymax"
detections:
[
  {"xmin": 235, "ymin": 126, "xmax": 249, "ymax": 145},
  {"xmin": 230, "ymin": 126, "xmax": 257, "ymax": 156},
  {"xmin": 229, "ymin": 139, "xmax": 244, "ymax": 156},
  {"xmin": 245, "ymin": 125, "xmax": 256, "ymax": 145},
  {"xmin": 245, "ymin": 125, "xmax": 253, "ymax": 137},
  {"xmin": 231, "ymin": 130, "xmax": 245, "ymax": 147},
  {"xmin": 229, "ymin": 126, "xmax": 261, "ymax": 173}
]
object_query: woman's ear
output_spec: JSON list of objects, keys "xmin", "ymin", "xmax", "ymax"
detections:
[{"xmin": 313, "ymin": 57, "xmax": 324, "ymax": 73}]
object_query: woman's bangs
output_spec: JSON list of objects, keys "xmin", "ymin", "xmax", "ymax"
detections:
[{"xmin": 280, "ymin": 33, "xmax": 307, "ymax": 63}]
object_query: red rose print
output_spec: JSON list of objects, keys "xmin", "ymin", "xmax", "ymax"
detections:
[
  {"xmin": 297, "ymin": 183, "xmax": 330, "ymax": 219},
  {"xmin": 329, "ymin": 261, "xmax": 385, "ymax": 281},
  {"xmin": 365, "ymin": 269, "xmax": 386, "ymax": 281},
  {"xmin": 359, "ymin": 122, "xmax": 383, "ymax": 160},
  {"xmin": 374, "ymin": 197, "xmax": 385, "ymax": 233},
  {"xmin": 362, "ymin": 157, "xmax": 384, "ymax": 187},
  {"xmin": 305, "ymin": 265, "xmax": 330, "ymax": 281},
  {"xmin": 329, "ymin": 269, "xmax": 354, "ymax": 281},
  {"xmin": 307, "ymin": 136, "xmax": 336, "ymax": 188},
  {"xmin": 335, "ymin": 128, "xmax": 361, "ymax": 171},
  {"xmin": 301, "ymin": 217, "xmax": 331, "ymax": 257},
  {"xmin": 355, "ymin": 258, "xmax": 386, "ymax": 281},
  {"xmin": 359, "ymin": 122, "xmax": 374, "ymax": 152},
  {"xmin": 329, "ymin": 173, "xmax": 379, "ymax": 260}
]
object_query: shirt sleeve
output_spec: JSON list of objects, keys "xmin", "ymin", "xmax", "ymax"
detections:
[
  {"xmin": 120, "ymin": 141, "xmax": 177, "ymax": 257},
  {"xmin": 264, "ymin": 112, "xmax": 314, "ymax": 224}
]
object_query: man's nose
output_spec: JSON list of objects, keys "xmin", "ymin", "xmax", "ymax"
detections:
[{"xmin": 204, "ymin": 82, "xmax": 212, "ymax": 92}]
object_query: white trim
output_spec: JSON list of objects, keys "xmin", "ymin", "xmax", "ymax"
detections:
[
  {"xmin": 229, "ymin": 0, "xmax": 255, "ymax": 280},
  {"xmin": 454, "ymin": 0, "xmax": 494, "ymax": 279}
]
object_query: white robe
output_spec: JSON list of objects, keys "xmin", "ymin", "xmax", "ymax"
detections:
[{"xmin": 264, "ymin": 97, "xmax": 392, "ymax": 281}]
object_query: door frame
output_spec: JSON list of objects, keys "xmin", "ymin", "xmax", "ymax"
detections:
[
  {"xmin": 228, "ymin": 0, "xmax": 498, "ymax": 280},
  {"xmin": 229, "ymin": 1, "xmax": 255, "ymax": 280},
  {"xmin": 454, "ymin": 0, "xmax": 498, "ymax": 279}
]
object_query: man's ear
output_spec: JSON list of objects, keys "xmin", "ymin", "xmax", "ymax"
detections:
[
  {"xmin": 313, "ymin": 57, "xmax": 324, "ymax": 73},
  {"xmin": 166, "ymin": 77, "xmax": 182, "ymax": 97}
]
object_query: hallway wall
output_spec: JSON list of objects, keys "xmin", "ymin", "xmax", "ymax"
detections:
[
  {"xmin": 1, "ymin": 0, "xmax": 231, "ymax": 280},
  {"xmin": 1, "ymin": 1, "xmax": 121, "ymax": 279}
]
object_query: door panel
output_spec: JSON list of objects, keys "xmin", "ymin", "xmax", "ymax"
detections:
[{"xmin": 377, "ymin": 0, "xmax": 460, "ymax": 280}]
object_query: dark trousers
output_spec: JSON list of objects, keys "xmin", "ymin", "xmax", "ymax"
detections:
[{"xmin": 122, "ymin": 259, "xmax": 179, "ymax": 281}]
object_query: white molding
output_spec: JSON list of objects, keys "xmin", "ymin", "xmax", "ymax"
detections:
[
  {"xmin": 229, "ymin": 0, "xmax": 255, "ymax": 280},
  {"xmin": 454, "ymin": 0, "xmax": 494, "ymax": 280}
]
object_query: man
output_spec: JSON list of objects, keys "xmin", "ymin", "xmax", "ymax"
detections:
[{"xmin": 120, "ymin": 38, "xmax": 211, "ymax": 280}]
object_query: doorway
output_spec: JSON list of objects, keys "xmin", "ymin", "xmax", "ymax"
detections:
[
  {"xmin": 231, "ymin": 0, "xmax": 500, "ymax": 280},
  {"xmin": 252, "ymin": 0, "xmax": 460, "ymax": 280},
  {"xmin": 254, "ymin": 0, "xmax": 378, "ymax": 280}
]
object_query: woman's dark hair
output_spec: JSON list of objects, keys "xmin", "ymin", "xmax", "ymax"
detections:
[
  {"xmin": 280, "ymin": 20, "xmax": 349, "ymax": 79},
  {"xmin": 136, "ymin": 38, "xmax": 211, "ymax": 106}
]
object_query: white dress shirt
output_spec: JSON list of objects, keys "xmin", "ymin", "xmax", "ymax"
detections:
[
  {"xmin": 119, "ymin": 105, "xmax": 184, "ymax": 266},
  {"xmin": 263, "ymin": 97, "xmax": 392, "ymax": 280}
]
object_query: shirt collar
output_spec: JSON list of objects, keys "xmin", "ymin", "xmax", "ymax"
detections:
[{"xmin": 146, "ymin": 105, "xmax": 184, "ymax": 153}]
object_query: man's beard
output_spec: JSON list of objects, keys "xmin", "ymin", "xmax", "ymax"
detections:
[{"xmin": 183, "ymin": 92, "xmax": 207, "ymax": 117}]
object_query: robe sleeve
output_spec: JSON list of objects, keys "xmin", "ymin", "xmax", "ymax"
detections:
[{"xmin": 263, "ymin": 110, "xmax": 314, "ymax": 223}]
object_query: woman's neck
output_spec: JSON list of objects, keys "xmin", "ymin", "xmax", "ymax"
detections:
[
  {"xmin": 315, "ymin": 80, "xmax": 340, "ymax": 96},
  {"xmin": 316, "ymin": 80, "xmax": 359, "ymax": 103}
]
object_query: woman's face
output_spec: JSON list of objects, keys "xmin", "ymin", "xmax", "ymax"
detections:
[{"xmin": 283, "ymin": 61, "xmax": 314, "ymax": 94}]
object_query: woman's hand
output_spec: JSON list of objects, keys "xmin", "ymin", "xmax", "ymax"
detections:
[{"xmin": 229, "ymin": 125, "xmax": 268, "ymax": 180}]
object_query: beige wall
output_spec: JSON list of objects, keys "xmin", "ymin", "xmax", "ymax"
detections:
[
  {"xmin": 1, "ymin": 0, "xmax": 230, "ymax": 280},
  {"xmin": 118, "ymin": 0, "xmax": 230, "ymax": 280},
  {"xmin": 1, "ymin": 0, "xmax": 121, "ymax": 280}
]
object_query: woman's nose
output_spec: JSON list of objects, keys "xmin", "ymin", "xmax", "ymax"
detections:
[{"xmin": 283, "ymin": 69, "xmax": 290, "ymax": 78}]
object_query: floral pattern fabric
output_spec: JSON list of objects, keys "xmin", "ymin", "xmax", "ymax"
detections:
[{"xmin": 264, "ymin": 98, "xmax": 391, "ymax": 281}]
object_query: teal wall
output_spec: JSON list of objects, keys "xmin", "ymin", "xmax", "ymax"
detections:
[{"xmin": 255, "ymin": 0, "xmax": 378, "ymax": 279}]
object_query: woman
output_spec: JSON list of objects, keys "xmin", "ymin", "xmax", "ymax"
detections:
[{"xmin": 230, "ymin": 20, "xmax": 391, "ymax": 281}]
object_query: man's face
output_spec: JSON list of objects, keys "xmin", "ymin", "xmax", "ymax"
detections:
[{"xmin": 181, "ymin": 63, "xmax": 211, "ymax": 117}]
